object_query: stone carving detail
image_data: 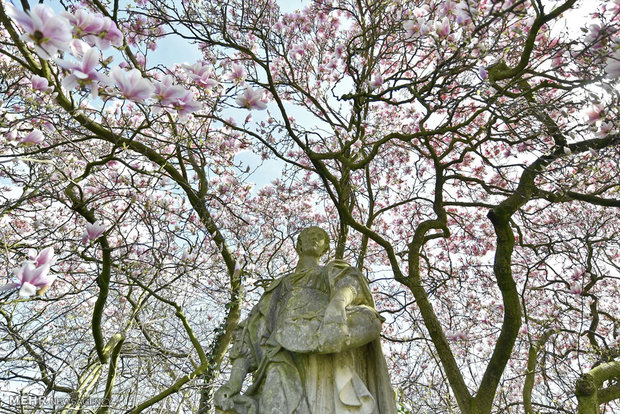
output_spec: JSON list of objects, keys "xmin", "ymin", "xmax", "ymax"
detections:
[{"xmin": 214, "ymin": 226, "xmax": 397, "ymax": 413}]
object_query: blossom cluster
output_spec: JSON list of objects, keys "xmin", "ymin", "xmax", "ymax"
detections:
[{"xmin": 6, "ymin": 3, "xmax": 204, "ymax": 124}]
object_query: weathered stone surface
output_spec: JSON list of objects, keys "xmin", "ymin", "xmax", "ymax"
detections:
[{"xmin": 214, "ymin": 227, "xmax": 397, "ymax": 413}]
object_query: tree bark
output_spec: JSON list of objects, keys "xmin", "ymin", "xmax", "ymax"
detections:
[{"xmin": 576, "ymin": 361, "xmax": 620, "ymax": 414}]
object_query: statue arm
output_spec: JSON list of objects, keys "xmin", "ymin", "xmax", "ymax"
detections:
[
  {"xmin": 324, "ymin": 284, "xmax": 357, "ymax": 324},
  {"xmin": 318, "ymin": 265, "xmax": 381, "ymax": 353},
  {"xmin": 218, "ymin": 356, "xmax": 251, "ymax": 393},
  {"xmin": 214, "ymin": 311, "xmax": 261, "ymax": 411}
]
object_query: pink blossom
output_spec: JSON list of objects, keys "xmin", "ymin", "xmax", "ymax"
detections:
[
  {"xmin": 153, "ymin": 75, "xmax": 186, "ymax": 106},
  {"xmin": 455, "ymin": 3, "xmax": 471, "ymax": 25},
  {"xmin": 326, "ymin": 58, "xmax": 338, "ymax": 70},
  {"xmin": 403, "ymin": 20, "xmax": 417, "ymax": 38},
  {"xmin": 61, "ymin": 9, "xmax": 103, "ymax": 36},
  {"xmin": 439, "ymin": 1, "xmax": 456, "ymax": 17},
  {"xmin": 6, "ymin": 3, "xmax": 72, "ymax": 59},
  {"xmin": 236, "ymin": 87, "xmax": 267, "ymax": 110},
  {"xmin": 153, "ymin": 76, "xmax": 201, "ymax": 118},
  {"xmin": 369, "ymin": 74, "xmax": 383, "ymax": 90},
  {"xmin": 334, "ymin": 44, "xmax": 345, "ymax": 58},
  {"xmin": 57, "ymin": 46, "xmax": 108, "ymax": 92},
  {"xmin": 551, "ymin": 52, "xmax": 564, "ymax": 68},
  {"xmin": 31, "ymin": 75, "xmax": 52, "ymax": 93},
  {"xmin": 597, "ymin": 121, "xmax": 614, "ymax": 137},
  {"xmin": 97, "ymin": 20, "xmax": 122, "ymax": 48},
  {"xmin": 479, "ymin": 67, "xmax": 488, "ymax": 80},
  {"xmin": 110, "ymin": 67, "xmax": 155, "ymax": 102},
  {"xmin": 31, "ymin": 247, "xmax": 56, "ymax": 267},
  {"xmin": 584, "ymin": 104, "xmax": 604, "ymax": 123},
  {"xmin": 228, "ymin": 64, "xmax": 246, "ymax": 83},
  {"xmin": 418, "ymin": 21, "xmax": 430, "ymax": 36},
  {"xmin": 40, "ymin": 120, "xmax": 54, "ymax": 132},
  {"xmin": 290, "ymin": 44, "xmax": 307, "ymax": 60},
  {"xmin": 135, "ymin": 53, "xmax": 146, "ymax": 67},
  {"xmin": 435, "ymin": 17, "xmax": 451, "ymax": 38},
  {"xmin": 5, "ymin": 131, "xmax": 18, "ymax": 141},
  {"xmin": 62, "ymin": 10, "xmax": 123, "ymax": 49},
  {"xmin": 183, "ymin": 61, "xmax": 219, "ymax": 89},
  {"xmin": 584, "ymin": 23, "xmax": 603, "ymax": 46},
  {"xmin": 0, "ymin": 248, "xmax": 57, "ymax": 298},
  {"xmin": 68, "ymin": 38, "xmax": 90, "ymax": 59},
  {"xmin": 446, "ymin": 330, "xmax": 467, "ymax": 341},
  {"xmin": 604, "ymin": 51, "xmax": 620, "ymax": 78},
  {"xmin": 20, "ymin": 129, "xmax": 44, "ymax": 145},
  {"xmin": 174, "ymin": 90, "xmax": 202, "ymax": 119},
  {"xmin": 82, "ymin": 221, "xmax": 106, "ymax": 245}
]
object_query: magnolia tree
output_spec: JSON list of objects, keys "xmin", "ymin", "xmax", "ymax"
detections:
[{"xmin": 0, "ymin": 0, "xmax": 619, "ymax": 413}]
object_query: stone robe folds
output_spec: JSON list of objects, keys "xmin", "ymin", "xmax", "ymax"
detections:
[{"xmin": 222, "ymin": 261, "xmax": 397, "ymax": 414}]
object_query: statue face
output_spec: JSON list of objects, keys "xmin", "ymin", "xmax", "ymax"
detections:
[{"xmin": 297, "ymin": 227, "xmax": 328, "ymax": 258}]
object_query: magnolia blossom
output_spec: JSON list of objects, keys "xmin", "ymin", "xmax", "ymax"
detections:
[
  {"xmin": 403, "ymin": 19, "xmax": 417, "ymax": 38},
  {"xmin": 29, "ymin": 247, "xmax": 56, "ymax": 267},
  {"xmin": 153, "ymin": 76, "xmax": 201, "ymax": 118},
  {"xmin": 290, "ymin": 44, "xmax": 307, "ymax": 60},
  {"xmin": 439, "ymin": 0, "xmax": 456, "ymax": 17},
  {"xmin": 236, "ymin": 87, "xmax": 267, "ymax": 110},
  {"xmin": 435, "ymin": 17, "xmax": 450, "ymax": 38},
  {"xmin": 446, "ymin": 330, "xmax": 467, "ymax": 341},
  {"xmin": 454, "ymin": 3, "xmax": 471, "ymax": 25},
  {"xmin": 5, "ymin": 131, "xmax": 18, "ymax": 142},
  {"xmin": 604, "ymin": 50, "xmax": 620, "ymax": 78},
  {"xmin": 174, "ymin": 90, "xmax": 202, "ymax": 119},
  {"xmin": 153, "ymin": 75, "xmax": 187, "ymax": 106},
  {"xmin": 183, "ymin": 62, "xmax": 219, "ymax": 89},
  {"xmin": 6, "ymin": 3, "xmax": 72, "ymax": 59},
  {"xmin": 82, "ymin": 221, "xmax": 106, "ymax": 245},
  {"xmin": 369, "ymin": 74, "xmax": 383, "ymax": 90},
  {"xmin": 68, "ymin": 38, "xmax": 91, "ymax": 59},
  {"xmin": 57, "ymin": 46, "xmax": 109, "ymax": 93},
  {"xmin": 21, "ymin": 129, "xmax": 44, "ymax": 145},
  {"xmin": 62, "ymin": 10, "xmax": 123, "ymax": 49},
  {"xmin": 135, "ymin": 53, "xmax": 147, "ymax": 67},
  {"xmin": 62, "ymin": 9, "xmax": 102, "ymax": 36},
  {"xmin": 584, "ymin": 23, "xmax": 603, "ymax": 47},
  {"xmin": 584, "ymin": 104, "xmax": 604, "ymax": 123},
  {"xmin": 228, "ymin": 64, "xmax": 246, "ymax": 83},
  {"xmin": 31, "ymin": 75, "xmax": 52, "ymax": 93},
  {"xmin": 110, "ymin": 67, "xmax": 155, "ymax": 102},
  {"xmin": 569, "ymin": 284, "xmax": 582, "ymax": 295},
  {"xmin": 597, "ymin": 121, "xmax": 614, "ymax": 137},
  {"xmin": 0, "ymin": 247, "xmax": 57, "ymax": 298},
  {"xmin": 478, "ymin": 67, "xmax": 488, "ymax": 80}
]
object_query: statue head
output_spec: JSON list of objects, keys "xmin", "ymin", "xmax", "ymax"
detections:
[{"xmin": 295, "ymin": 226, "xmax": 330, "ymax": 258}]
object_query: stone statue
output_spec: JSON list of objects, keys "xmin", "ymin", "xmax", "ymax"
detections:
[{"xmin": 213, "ymin": 226, "xmax": 397, "ymax": 414}]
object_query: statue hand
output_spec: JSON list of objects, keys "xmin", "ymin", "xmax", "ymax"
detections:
[{"xmin": 214, "ymin": 382, "xmax": 240, "ymax": 412}]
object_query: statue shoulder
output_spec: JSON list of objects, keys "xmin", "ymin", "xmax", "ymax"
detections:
[
  {"xmin": 325, "ymin": 259, "xmax": 354, "ymax": 271},
  {"xmin": 325, "ymin": 259, "xmax": 366, "ymax": 285},
  {"xmin": 325, "ymin": 259, "xmax": 362, "ymax": 277},
  {"xmin": 325, "ymin": 259, "xmax": 375, "ymax": 301},
  {"xmin": 264, "ymin": 276, "xmax": 285, "ymax": 293}
]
